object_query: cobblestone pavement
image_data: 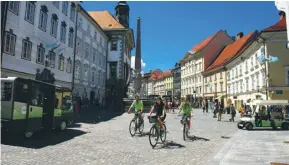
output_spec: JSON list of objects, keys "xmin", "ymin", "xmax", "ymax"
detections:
[{"xmin": 2, "ymin": 110, "xmax": 241, "ymax": 165}]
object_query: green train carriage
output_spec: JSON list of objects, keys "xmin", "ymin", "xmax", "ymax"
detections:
[{"xmin": 1, "ymin": 77, "xmax": 74, "ymax": 138}]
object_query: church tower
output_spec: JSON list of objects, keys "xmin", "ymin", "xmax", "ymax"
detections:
[{"xmin": 115, "ymin": 1, "xmax": 130, "ymax": 28}]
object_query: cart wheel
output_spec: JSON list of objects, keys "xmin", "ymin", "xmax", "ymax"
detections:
[
  {"xmin": 237, "ymin": 125, "xmax": 243, "ymax": 129},
  {"xmin": 59, "ymin": 121, "xmax": 67, "ymax": 131},
  {"xmin": 245, "ymin": 123, "xmax": 253, "ymax": 130},
  {"xmin": 24, "ymin": 131, "xmax": 33, "ymax": 138}
]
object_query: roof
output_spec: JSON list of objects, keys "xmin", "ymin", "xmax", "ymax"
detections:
[
  {"xmin": 205, "ymin": 30, "xmax": 258, "ymax": 72},
  {"xmin": 190, "ymin": 31, "xmax": 220, "ymax": 52},
  {"xmin": 262, "ymin": 17, "xmax": 287, "ymax": 32},
  {"xmin": 148, "ymin": 69, "xmax": 163, "ymax": 81},
  {"xmin": 88, "ymin": 11, "xmax": 125, "ymax": 30},
  {"xmin": 163, "ymin": 70, "xmax": 172, "ymax": 77}
]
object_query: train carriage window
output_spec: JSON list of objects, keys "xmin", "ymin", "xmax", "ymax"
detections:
[
  {"xmin": 30, "ymin": 82, "xmax": 44, "ymax": 107},
  {"xmin": 14, "ymin": 80, "xmax": 29, "ymax": 103},
  {"xmin": 1, "ymin": 81, "xmax": 13, "ymax": 101},
  {"xmin": 62, "ymin": 92, "xmax": 72, "ymax": 111}
]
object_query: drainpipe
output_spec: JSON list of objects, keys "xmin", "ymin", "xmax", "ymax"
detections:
[
  {"xmin": 1, "ymin": 2, "xmax": 9, "ymax": 66},
  {"xmin": 72, "ymin": 4, "xmax": 80, "ymax": 93}
]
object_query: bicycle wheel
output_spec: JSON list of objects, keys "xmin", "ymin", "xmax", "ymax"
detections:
[
  {"xmin": 138, "ymin": 118, "xmax": 144, "ymax": 134},
  {"xmin": 160, "ymin": 124, "xmax": 167, "ymax": 143},
  {"xmin": 129, "ymin": 120, "xmax": 136, "ymax": 136},
  {"xmin": 149, "ymin": 125, "xmax": 159, "ymax": 148}
]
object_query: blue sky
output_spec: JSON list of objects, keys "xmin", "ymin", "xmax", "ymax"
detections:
[{"xmin": 82, "ymin": 1, "xmax": 281, "ymax": 73}]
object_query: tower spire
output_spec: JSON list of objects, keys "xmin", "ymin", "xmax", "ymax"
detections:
[{"xmin": 134, "ymin": 17, "xmax": 142, "ymax": 94}]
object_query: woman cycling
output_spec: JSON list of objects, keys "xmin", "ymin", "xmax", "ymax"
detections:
[{"xmin": 148, "ymin": 97, "xmax": 166, "ymax": 131}]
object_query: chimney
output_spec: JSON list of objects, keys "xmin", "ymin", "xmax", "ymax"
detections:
[
  {"xmin": 231, "ymin": 36, "xmax": 236, "ymax": 41},
  {"xmin": 237, "ymin": 32, "xmax": 244, "ymax": 40},
  {"xmin": 279, "ymin": 11, "xmax": 285, "ymax": 21}
]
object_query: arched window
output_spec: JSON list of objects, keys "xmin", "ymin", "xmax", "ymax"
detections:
[
  {"xmin": 66, "ymin": 57, "xmax": 72, "ymax": 73},
  {"xmin": 60, "ymin": 21, "xmax": 67, "ymax": 42},
  {"xmin": 70, "ymin": 3, "xmax": 76, "ymax": 22},
  {"xmin": 62, "ymin": 2, "xmax": 68, "ymax": 15},
  {"xmin": 50, "ymin": 14, "xmax": 58, "ymax": 38},
  {"xmin": 58, "ymin": 54, "xmax": 64, "ymax": 71}
]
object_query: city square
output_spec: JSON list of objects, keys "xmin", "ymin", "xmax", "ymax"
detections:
[{"xmin": 1, "ymin": 1, "xmax": 289, "ymax": 165}]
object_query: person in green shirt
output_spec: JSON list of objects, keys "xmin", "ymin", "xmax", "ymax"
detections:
[
  {"xmin": 128, "ymin": 94, "xmax": 144, "ymax": 121},
  {"xmin": 177, "ymin": 97, "xmax": 193, "ymax": 130}
]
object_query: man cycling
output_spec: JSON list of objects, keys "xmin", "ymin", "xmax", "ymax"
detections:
[
  {"xmin": 178, "ymin": 97, "xmax": 193, "ymax": 131},
  {"xmin": 148, "ymin": 97, "xmax": 166, "ymax": 131},
  {"xmin": 127, "ymin": 94, "xmax": 144, "ymax": 122}
]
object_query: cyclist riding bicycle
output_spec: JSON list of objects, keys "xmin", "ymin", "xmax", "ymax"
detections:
[
  {"xmin": 127, "ymin": 94, "xmax": 144, "ymax": 121},
  {"xmin": 177, "ymin": 97, "xmax": 193, "ymax": 131},
  {"xmin": 148, "ymin": 97, "xmax": 166, "ymax": 131}
]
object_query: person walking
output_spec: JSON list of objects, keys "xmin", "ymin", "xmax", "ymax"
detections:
[
  {"xmin": 218, "ymin": 101, "xmax": 224, "ymax": 121},
  {"xmin": 202, "ymin": 98, "xmax": 206, "ymax": 113},
  {"xmin": 229, "ymin": 104, "xmax": 236, "ymax": 122}
]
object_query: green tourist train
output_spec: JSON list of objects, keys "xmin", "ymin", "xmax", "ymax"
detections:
[{"xmin": 1, "ymin": 77, "xmax": 74, "ymax": 138}]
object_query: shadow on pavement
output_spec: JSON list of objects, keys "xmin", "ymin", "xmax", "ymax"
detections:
[
  {"xmin": 159, "ymin": 140, "xmax": 185, "ymax": 149},
  {"xmin": 76, "ymin": 108, "xmax": 124, "ymax": 124},
  {"xmin": 187, "ymin": 135, "xmax": 210, "ymax": 142},
  {"xmin": 1, "ymin": 129, "xmax": 87, "ymax": 149},
  {"xmin": 137, "ymin": 132, "xmax": 150, "ymax": 137}
]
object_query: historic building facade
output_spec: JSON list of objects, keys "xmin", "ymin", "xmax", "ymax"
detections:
[
  {"xmin": 172, "ymin": 62, "xmax": 181, "ymax": 100},
  {"xmin": 73, "ymin": 6, "xmax": 108, "ymax": 105},
  {"xmin": 89, "ymin": 2, "xmax": 135, "ymax": 108},
  {"xmin": 2, "ymin": 1, "xmax": 79, "ymax": 89}
]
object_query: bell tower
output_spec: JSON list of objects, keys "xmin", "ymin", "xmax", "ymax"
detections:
[{"xmin": 115, "ymin": 1, "xmax": 130, "ymax": 28}]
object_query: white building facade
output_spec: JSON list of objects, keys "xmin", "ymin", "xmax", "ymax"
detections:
[
  {"xmin": 226, "ymin": 42, "xmax": 266, "ymax": 107},
  {"xmin": 73, "ymin": 7, "xmax": 108, "ymax": 105},
  {"xmin": 2, "ymin": 1, "xmax": 79, "ymax": 89}
]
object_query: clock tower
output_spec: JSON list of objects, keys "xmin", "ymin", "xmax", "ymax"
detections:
[{"xmin": 115, "ymin": 1, "xmax": 130, "ymax": 28}]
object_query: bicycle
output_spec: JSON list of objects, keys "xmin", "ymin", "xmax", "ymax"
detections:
[
  {"xmin": 148, "ymin": 116, "xmax": 167, "ymax": 149},
  {"xmin": 129, "ymin": 111, "xmax": 144, "ymax": 136},
  {"xmin": 177, "ymin": 114, "xmax": 191, "ymax": 141}
]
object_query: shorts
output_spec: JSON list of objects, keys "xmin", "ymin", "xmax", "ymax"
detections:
[
  {"xmin": 182, "ymin": 114, "xmax": 191, "ymax": 121},
  {"xmin": 151, "ymin": 114, "xmax": 166, "ymax": 122}
]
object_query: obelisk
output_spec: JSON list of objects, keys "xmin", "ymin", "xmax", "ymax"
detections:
[{"xmin": 134, "ymin": 17, "xmax": 141, "ymax": 95}]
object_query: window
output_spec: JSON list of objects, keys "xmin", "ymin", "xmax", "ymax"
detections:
[
  {"xmin": 227, "ymin": 71, "xmax": 230, "ymax": 80},
  {"xmin": 235, "ymin": 67, "xmax": 238, "ymax": 77},
  {"xmin": 239, "ymin": 65, "xmax": 242, "ymax": 76},
  {"xmin": 36, "ymin": 44, "xmax": 45, "ymax": 64},
  {"xmin": 75, "ymin": 61, "xmax": 80, "ymax": 79},
  {"xmin": 8, "ymin": 1, "xmax": 19, "ymax": 15},
  {"xmin": 60, "ymin": 21, "xmax": 67, "ymax": 42},
  {"xmin": 68, "ymin": 28, "xmax": 74, "ymax": 47},
  {"xmin": 66, "ymin": 58, "xmax": 72, "ymax": 73},
  {"xmin": 255, "ymin": 53, "xmax": 258, "ymax": 66},
  {"xmin": 78, "ymin": 17, "xmax": 83, "ymax": 28},
  {"xmin": 84, "ymin": 64, "xmax": 89, "ymax": 81},
  {"xmin": 251, "ymin": 57, "xmax": 254, "ymax": 69},
  {"xmin": 91, "ymin": 67, "xmax": 96, "ymax": 83},
  {"xmin": 245, "ymin": 61, "xmax": 248, "ymax": 72},
  {"xmin": 58, "ymin": 54, "xmax": 64, "ymax": 71},
  {"xmin": 22, "ymin": 38, "xmax": 32, "ymax": 60},
  {"xmin": 1, "ymin": 81, "xmax": 13, "ymax": 101},
  {"xmin": 220, "ymin": 72, "xmax": 223, "ymax": 79},
  {"xmin": 240, "ymin": 80, "xmax": 243, "ymax": 91},
  {"xmin": 246, "ymin": 79, "xmax": 249, "ymax": 91},
  {"xmin": 48, "ymin": 51, "xmax": 56, "ymax": 68},
  {"xmin": 286, "ymin": 68, "xmax": 289, "ymax": 86},
  {"xmin": 70, "ymin": 3, "xmax": 76, "ymax": 22},
  {"xmin": 50, "ymin": 14, "xmax": 58, "ymax": 38},
  {"xmin": 4, "ymin": 31, "xmax": 16, "ymax": 55},
  {"xmin": 24, "ymin": 2, "xmax": 36, "ymax": 24},
  {"xmin": 98, "ymin": 70, "xmax": 101, "ymax": 85},
  {"xmin": 38, "ymin": 6, "xmax": 48, "ymax": 31},
  {"xmin": 62, "ymin": 2, "xmax": 68, "ymax": 15},
  {"xmin": 85, "ymin": 43, "xmax": 89, "ymax": 59},
  {"xmin": 99, "ymin": 55, "xmax": 102, "ymax": 66},
  {"xmin": 94, "ymin": 32, "xmax": 97, "ymax": 40},
  {"xmin": 52, "ymin": 1, "xmax": 59, "ymax": 8},
  {"xmin": 220, "ymin": 82, "xmax": 223, "ymax": 92},
  {"xmin": 262, "ymin": 71, "xmax": 266, "ymax": 86},
  {"xmin": 111, "ymin": 40, "xmax": 117, "ymax": 50},
  {"xmin": 76, "ymin": 37, "xmax": 81, "ymax": 56},
  {"xmin": 93, "ymin": 49, "xmax": 96, "ymax": 62},
  {"xmin": 251, "ymin": 75, "xmax": 255, "ymax": 90},
  {"xmin": 256, "ymin": 73, "xmax": 259, "ymax": 88},
  {"xmin": 228, "ymin": 84, "xmax": 230, "ymax": 94}
]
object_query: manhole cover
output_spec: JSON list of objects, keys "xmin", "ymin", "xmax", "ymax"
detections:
[{"xmin": 271, "ymin": 163, "xmax": 289, "ymax": 165}]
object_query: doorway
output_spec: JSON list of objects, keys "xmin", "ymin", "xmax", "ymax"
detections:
[{"xmin": 41, "ymin": 84, "xmax": 55, "ymax": 130}]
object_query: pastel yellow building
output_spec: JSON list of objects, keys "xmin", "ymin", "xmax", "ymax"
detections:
[{"xmin": 163, "ymin": 70, "xmax": 173, "ymax": 96}]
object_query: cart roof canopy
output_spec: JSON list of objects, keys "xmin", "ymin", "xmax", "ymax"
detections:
[{"xmin": 254, "ymin": 100, "xmax": 289, "ymax": 105}]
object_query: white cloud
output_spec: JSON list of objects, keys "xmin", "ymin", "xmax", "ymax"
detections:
[{"xmin": 131, "ymin": 56, "xmax": 146, "ymax": 70}]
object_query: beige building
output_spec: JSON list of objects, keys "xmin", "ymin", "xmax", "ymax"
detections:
[
  {"xmin": 203, "ymin": 31, "xmax": 259, "ymax": 107},
  {"xmin": 163, "ymin": 70, "xmax": 173, "ymax": 96},
  {"xmin": 180, "ymin": 30, "xmax": 234, "ymax": 104}
]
